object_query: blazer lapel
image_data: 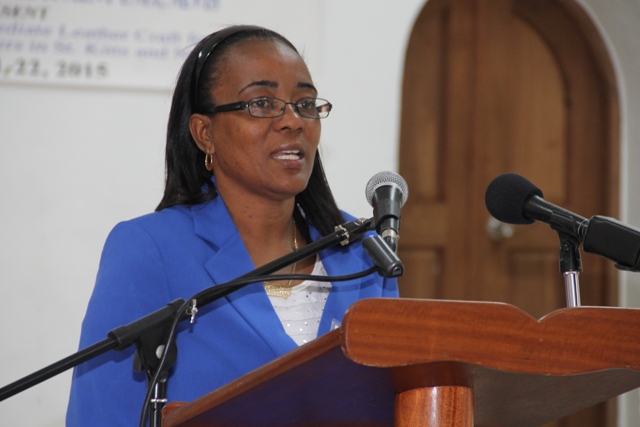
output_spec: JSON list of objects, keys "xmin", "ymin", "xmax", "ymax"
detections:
[{"xmin": 191, "ymin": 197, "xmax": 298, "ymax": 356}]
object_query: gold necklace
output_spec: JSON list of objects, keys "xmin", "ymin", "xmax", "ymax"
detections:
[{"xmin": 263, "ymin": 218, "xmax": 298, "ymax": 299}]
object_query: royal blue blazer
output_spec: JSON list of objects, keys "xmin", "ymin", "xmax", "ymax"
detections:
[{"xmin": 66, "ymin": 195, "xmax": 398, "ymax": 426}]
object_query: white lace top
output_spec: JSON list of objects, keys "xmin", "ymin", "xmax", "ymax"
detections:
[{"xmin": 267, "ymin": 256, "xmax": 332, "ymax": 346}]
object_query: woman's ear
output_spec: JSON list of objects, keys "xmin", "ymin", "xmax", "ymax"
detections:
[{"xmin": 189, "ymin": 114, "xmax": 215, "ymax": 154}]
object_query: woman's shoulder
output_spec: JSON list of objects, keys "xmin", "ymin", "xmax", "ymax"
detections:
[
  {"xmin": 113, "ymin": 201, "xmax": 219, "ymax": 235},
  {"xmin": 103, "ymin": 197, "xmax": 233, "ymax": 252},
  {"xmin": 118, "ymin": 204, "xmax": 191, "ymax": 228},
  {"xmin": 104, "ymin": 207, "xmax": 182, "ymax": 243}
]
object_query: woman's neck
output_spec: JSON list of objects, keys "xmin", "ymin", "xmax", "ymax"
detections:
[{"xmin": 218, "ymin": 184, "xmax": 299, "ymax": 269}]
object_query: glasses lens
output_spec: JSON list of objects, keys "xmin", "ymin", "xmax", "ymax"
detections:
[
  {"xmin": 247, "ymin": 97, "xmax": 284, "ymax": 118},
  {"xmin": 296, "ymin": 98, "xmax": 332, "ymax": 119},
  {"xmin": 314, "ymin": 99, "xmax": 332, "ymax": 119},
  {"xmin": 246, "ymin": 97, "xmax": 332, "ymax": 119},
  {"xmin": 295, "ymin": 98, "xmax": 318, "ymax": 118}
]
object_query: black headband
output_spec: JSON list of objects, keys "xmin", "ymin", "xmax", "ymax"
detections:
[{"xmin": 191, "ymin": 25, "xmax": 266, "ymax": 109}]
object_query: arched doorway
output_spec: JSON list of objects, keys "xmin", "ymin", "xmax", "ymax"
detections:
[{"xmin": 397, "ymin": 0, "xmax": 619, "ymax": 425}]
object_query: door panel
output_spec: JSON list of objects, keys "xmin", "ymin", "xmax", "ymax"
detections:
[{"xmin": 398, "ymin": 0, "xmax": 618, "ymax": 425}]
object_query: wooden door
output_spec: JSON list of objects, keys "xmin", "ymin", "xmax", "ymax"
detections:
[{"xmin": 397, "ymin": 0, "xmax": 619, "ymax": 425}]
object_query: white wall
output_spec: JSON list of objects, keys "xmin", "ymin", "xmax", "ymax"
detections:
[
  {"xmin": 2, "ymin": 0, "xmax": 640, "ymax": 426},
  {"xmin": 0, "ymin": 1, "xmax": 424, "ymax": 425},
  {"xmin": 576, "ymin": 1, "xmax": 640, "ymax": 425}
]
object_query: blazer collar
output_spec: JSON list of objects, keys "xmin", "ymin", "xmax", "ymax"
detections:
[
  {"xmin": 191, "ymin": 196, "xmax": 298, "ymax": 356},
  {"xmin": 191, "ymin": 194, "xmax": 237, "ymax": 251},
  {"xmin": 191, "ymin": 195, "xmax": 368, "ymax": 351}
]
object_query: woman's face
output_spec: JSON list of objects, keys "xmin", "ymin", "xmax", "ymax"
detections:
[{"xmin": 203, "ymin": 38, "xmax": 322, "ymax": 203}]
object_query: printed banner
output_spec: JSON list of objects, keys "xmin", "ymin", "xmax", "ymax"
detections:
[{"xmin": 0, "ymin": 0, "xmax": 322, "ymax": 90}]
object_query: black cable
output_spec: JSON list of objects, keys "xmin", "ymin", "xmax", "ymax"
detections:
[{"xmin": 191, "ymin": 267, "xmax": 379, "ymax": 302}]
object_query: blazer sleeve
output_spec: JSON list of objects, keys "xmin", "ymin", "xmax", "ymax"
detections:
[{"xmin": 66, "ymin": 221, "xmax": 173, "ymax": 427}]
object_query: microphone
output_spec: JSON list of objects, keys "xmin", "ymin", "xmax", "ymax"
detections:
[
  {"xmin": 484, "ymin": 173, "xmax": 588, "ymax": 240},
  {"xmin": 365, "ymin": 171, "xmax": 409, "ymax": 251},
  {"xmin": 485, "ymin": 173, "xmax": 640, "ymax": 272}
]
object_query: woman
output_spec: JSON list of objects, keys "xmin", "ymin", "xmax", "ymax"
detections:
[{"xmin": 66, "ymin": 25, "xmax": 398, "ymax": 426}]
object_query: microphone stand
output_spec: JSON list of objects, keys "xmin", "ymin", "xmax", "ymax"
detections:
[
  {"xmin": 535, "ymin": 203, "xmax": 584, "ymax": 308},
  {"xmin": 0, "ymin": 217, "xmax": 377, "ymax": 422},
  {"xmin": 558, "ymin": 231, "xmax": 582, "ymax": 307}
]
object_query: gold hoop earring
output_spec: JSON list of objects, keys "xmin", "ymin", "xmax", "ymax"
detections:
[{"xmin": 204, "ymin": 150, "xmax": 214, "ymax": 171}]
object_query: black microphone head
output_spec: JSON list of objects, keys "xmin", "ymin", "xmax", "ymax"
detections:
[
  {"xmin": 485, "ymin": 173, "xmax": 544, "ymax": 225},
  {"xmin": 365, "ymin": 171, "xmax": 409, "ymax": 207}
]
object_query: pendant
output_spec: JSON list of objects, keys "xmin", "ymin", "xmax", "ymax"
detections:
[{"xmin": 263, "ymin": 281, "xmax": 293, "ymax": 298}]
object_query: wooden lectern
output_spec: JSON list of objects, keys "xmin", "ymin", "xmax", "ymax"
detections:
[{"xmin": 162, "ymin": 298, "xmax": 640, "ymax": 427}]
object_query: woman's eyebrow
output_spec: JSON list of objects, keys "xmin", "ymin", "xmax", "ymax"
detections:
[
  {"xmin": 298, "ymin": 82, "xmax": 318, "ymax": 93},
  {"xmin": 238, "ymin": 80, "xmax": 318, "ymax": 95},
  {"xmin": 238, "ymin": 80, "xmax": 278, "ymax": 95}
]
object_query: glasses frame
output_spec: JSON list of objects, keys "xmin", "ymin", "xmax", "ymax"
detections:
[{"xmin": 205, "ymin": 97, "xmax": 333, "ymax": 120}]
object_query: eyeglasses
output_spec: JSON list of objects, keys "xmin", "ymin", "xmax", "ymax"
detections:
[{"xmin": 205, "ymin": 97, "xmax": 332, "ymax": 119}]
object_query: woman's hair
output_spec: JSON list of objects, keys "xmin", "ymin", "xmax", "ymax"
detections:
[{"xmin": 156, "ymin": 25, "xmax": 344, "ymax": 240}]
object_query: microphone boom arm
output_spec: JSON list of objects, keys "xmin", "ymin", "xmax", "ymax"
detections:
[{"xmin": 0, "ymin": 217, "xmax": 375, "ymax": 404}]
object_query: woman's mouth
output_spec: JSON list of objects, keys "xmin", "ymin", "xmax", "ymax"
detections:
[{"xmin": 272, "ymin": 150, "xmax": 303, "ymax": 160}]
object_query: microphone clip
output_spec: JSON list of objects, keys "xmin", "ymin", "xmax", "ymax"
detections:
[{"xmin": 334, "ymin": 218, "xmax": 371, "ymax": 246}]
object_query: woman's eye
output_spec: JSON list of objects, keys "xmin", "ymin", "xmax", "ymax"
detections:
[
  {"xmin": 252, "ymin": 98, "xmax": 274, "ymax": 109},
  {"xmin": 297, "ymin": 99, "xmax": 315, "ymax": 111}
]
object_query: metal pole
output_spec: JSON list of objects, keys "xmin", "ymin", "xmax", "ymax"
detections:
[{"xmin": 563, "ymin": 271, "xmax": 581, "ymax": 307}]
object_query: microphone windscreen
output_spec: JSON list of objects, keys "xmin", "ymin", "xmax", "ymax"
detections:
[
  {"xmin": 485, "ymin": 173, "xmax": 543, "ymax": 224},
  {"xmin": 365, "ymin": 172, "xmax": 409, "ymax": 207}
]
